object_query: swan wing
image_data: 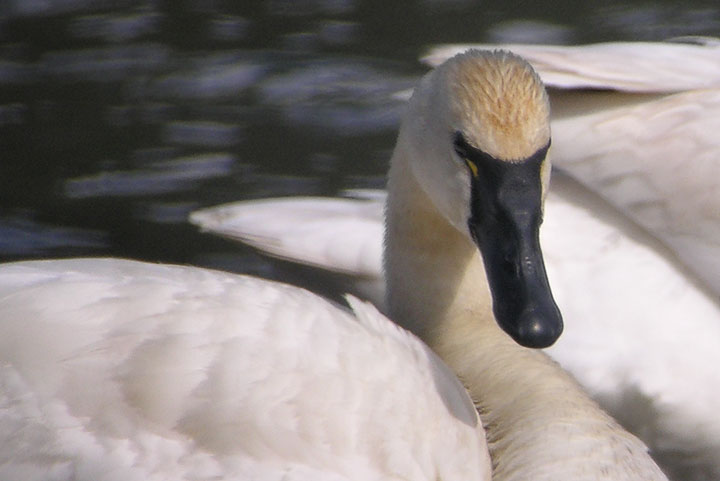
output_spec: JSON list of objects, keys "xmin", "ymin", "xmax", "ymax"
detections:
[
  {"xmin": 0, "ymin": 258, "xmax": 489, "ymax": 481},
  {"xmin": 423, "ymin": 39, "xmax": 720, "ymax": 92},
  {"xmin": 190, "ymin": 196, "xmax": 384, "ymax": 279},
  {"xmin": 550, "ymin": 89, "xmax": 720, "ymax": 296},
  {"xmin": 190, "ymin": 195, "xmax": 386, "ymax": 306}
]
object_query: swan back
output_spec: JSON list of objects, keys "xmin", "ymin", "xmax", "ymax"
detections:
[{"xmin": 0, "ymin": 258, "xmax": 490, "ymax": 481}]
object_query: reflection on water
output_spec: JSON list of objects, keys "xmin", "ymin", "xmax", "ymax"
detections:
[
  {"xmin": 260, "ymin": 59, "xmax": 414, "ymax": 135},
  {"xmin": 64, "ymin": 153, "xmax": 236, "ymax": 198},
  {"xmin": 486, "ymin": 19, "xmax": 573, "ymax": 43},
  {"xmin": 68, "ymin": 10, "xmax": 161, "ymax": 42},
  {"xmin": 264, "ymin": 0, "xmax": 356, "ymax": 16},
  {"xmin": 596, "ymin": 4, "xmax": 720, "ymax": 39},
  {"xmin": 150, "ymin": 55, "xmax": 265, "ymax": 100},
  {"xmin": 163, "ymin": 120, "xmax": 243, "ymax": 147},
  {"xmin": 3, "ymin": 0, "xmax": 136, "ymax": 18},
  {"xmin": 40, "ymin": 44, "xmax": 169, "ymax": 82},
  {"xmin": 0, "ymin": 212, "xmax": 106, "ymax": 256}
]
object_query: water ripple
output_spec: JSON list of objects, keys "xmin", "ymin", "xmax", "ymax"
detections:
[{"xmin": 64, "ymin": 153, "xmax": 236, "ymax": 198}]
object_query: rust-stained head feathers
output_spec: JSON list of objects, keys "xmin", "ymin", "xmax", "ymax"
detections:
[
  {"xmin": 394, "ymin": 49, "xmax": 553, "ymax": 236},
  {"xmin": 439, "ymin": 49, "xmax": 550, "ymax": 161}
]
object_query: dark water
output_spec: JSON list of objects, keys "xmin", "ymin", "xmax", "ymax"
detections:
[{"xmin": 2, "ymin": 0, "xmax": 719, "ymax": 280}]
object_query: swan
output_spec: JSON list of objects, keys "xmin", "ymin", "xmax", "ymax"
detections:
[
  {"xmin": 425, "ymin": 38, "xmax": 720, "ymax": 296},
  {"xmin": 0, "ymin": 50, "xmax": 667, "ymax": 480},
  {"xmin": 190, "ymin": 46, "xmax": 720, "ymax": 479}
]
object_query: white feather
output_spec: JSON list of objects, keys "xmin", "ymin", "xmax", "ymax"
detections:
[{"xmin": 0, "ymin": 259, "xmax": 489, "ymax": 481}]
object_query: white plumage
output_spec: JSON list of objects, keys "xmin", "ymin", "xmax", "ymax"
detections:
[{"xmin": 0, "ymin": 258, "xmax": 489, "ymax": 481}]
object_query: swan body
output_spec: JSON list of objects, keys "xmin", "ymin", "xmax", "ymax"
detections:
[
  {"xmin": 424, "ymin": 39, "xmax": 720, "ymax": 296},
  {"xmin": 0, "ymin": 258, "xmax": 490, "ymax": 481},
  {"xmin": 1, "ymin": 51, "xmax": 666, "ymax": 480}
]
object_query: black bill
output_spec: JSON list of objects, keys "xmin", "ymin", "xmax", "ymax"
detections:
[{"xmin": 455, "ymin": 133, "xmax": 563, "ymax": 348}]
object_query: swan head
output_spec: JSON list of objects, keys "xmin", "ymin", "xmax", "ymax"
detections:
[{"xmin": 400, "ymin": 49, "xmax": 562, "ymax": 348}]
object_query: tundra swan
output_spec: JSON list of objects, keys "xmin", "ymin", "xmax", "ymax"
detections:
[
  {"xmin": 194, "ymin": 42, "xmax": 720, "ymax": 478},
  {"xmin": 191, "ymin": 45, "xmax": 720, "ymax": 479},
  {"xmin": 196, "ymin": 49, "xmax": 666, "ymax": 480},
  {"xmin": 0, "ymin": 50, "xmax": 666, "ymax": 480},
  {"xmin": 425, "ymin": 39, "xmax": 720, "ymax": 296}
]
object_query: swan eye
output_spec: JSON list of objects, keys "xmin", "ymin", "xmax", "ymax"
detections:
[{"xmin": 453, "ymin": 131, "xmax": 479, "ymax": 178}]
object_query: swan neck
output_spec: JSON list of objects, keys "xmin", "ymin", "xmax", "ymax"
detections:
[
  {"xmin": 384, "ymin": 142, "xmax": 667, "ymax": 480},
  {"xmin": 385, "ymin": 140, "xmax": 492, "ymax": 341}
]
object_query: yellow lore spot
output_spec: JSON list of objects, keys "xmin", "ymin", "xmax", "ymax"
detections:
[{"xmin": 465, "ymin": 159, "xmax": 479, "ymax": 178}]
